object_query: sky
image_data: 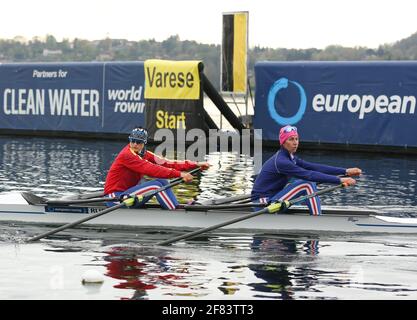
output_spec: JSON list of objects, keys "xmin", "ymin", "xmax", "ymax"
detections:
[{"xmin": 2, "ymin": 0, "xmax": 417, "ymax": 49}]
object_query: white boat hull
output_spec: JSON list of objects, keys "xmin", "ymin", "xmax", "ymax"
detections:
[{"xmin": 1, "ymin": 203, "xmax": 417, "ymax": 235}]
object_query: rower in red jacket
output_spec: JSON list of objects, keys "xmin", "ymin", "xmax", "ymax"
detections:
[{"xmin": 104, "ymin": 127, "xmax": 210, "ymax": 209}]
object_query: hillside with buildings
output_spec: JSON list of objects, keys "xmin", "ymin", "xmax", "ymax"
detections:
[{"xmin": 2, "ymin": 32, "xmax": 417, "ymax": 89}]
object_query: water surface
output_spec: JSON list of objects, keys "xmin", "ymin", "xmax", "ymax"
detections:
[{"xmin": 0, "ymin": 136, "xmax": 417, "ymax": 300}]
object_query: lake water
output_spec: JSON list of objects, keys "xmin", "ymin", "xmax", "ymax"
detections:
[{"xmin": 0, "ymin": 135, "xmax": 417, "ymax": 301}]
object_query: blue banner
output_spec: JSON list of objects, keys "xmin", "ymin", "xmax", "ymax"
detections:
[
  {"xmin": 0, "ymin": 62, "xmax": 145, "ymax": 135},
  {"xmin": 254, "ymin": 61, "xmax": 417, "ymax": 148}
]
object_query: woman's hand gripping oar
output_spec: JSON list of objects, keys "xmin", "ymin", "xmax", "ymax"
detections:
[
  {"xmin": 27, "ymin": 167, "xmax": 201, "ymax": 242},
  {"xmin": 156, "ymin": 182, "xmax": 352, "ymax": 246}
]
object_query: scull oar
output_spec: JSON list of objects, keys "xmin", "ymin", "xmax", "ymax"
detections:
[
  {"xmin": 27, "ymin": 167, "xmax": 201, "ymax": 242},
  {"xmin": 156, "ymin": 182, "xmax": 351, "ymax": 246}
]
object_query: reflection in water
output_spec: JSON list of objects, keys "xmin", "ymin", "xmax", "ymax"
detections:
[
  {"xmin": 105, "ymin": 247, "xmax": 164, "ymax": 299},
  {"xmin": 96, "ymin": 235, "xmax": 331, "ymax": 300},
  {"xmin": 247, "ymin": 236, "xmax": 323, "ymax": 300},
  {"xmin": 1, "ymin": 226, "xmax": 417, "ymax": 299},
  {"xmin": 248, "ymin": 264, "xmax": 294, "ymax": 299},
  {"xmin": 103, "ymin": 245, "xmax": 210, "ymax": 300},
  {"xmin": 249, "ymin": 237, "xmax": 297, "ymax": 299}
]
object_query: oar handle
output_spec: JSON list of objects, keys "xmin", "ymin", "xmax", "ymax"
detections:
[{"xmin": 171, "ymin": 166, "xmax": 201, "ymax": 183}]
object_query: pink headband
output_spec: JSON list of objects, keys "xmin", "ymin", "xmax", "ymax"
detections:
[{"xmin": 279, "ymin": 126, "xmax": 298, "ymax": 145}]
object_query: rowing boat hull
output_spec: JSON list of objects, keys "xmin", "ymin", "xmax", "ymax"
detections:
[{"xmin": 1, "ymin": 203, "xmax": 417, "ymax": 235}]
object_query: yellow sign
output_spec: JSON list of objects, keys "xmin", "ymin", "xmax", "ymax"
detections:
[
  {"xmin": 233, "ymin": 12, "xmax": 248, "ymax": 93},
  {"xmin": 144, "ymin": 60, "xmax": 201, "ymax": 100},
  {"xmin": 155, "ymin": 110, "xmax": 186, "ymax": 129}
]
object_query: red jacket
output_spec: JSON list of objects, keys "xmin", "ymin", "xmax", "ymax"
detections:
[{"xmin": 104, "ymin": 144, "xmax": 198, "ymax": 194}]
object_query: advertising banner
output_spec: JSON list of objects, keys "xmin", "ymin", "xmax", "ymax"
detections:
[
  {"xmin": 254, "ymin": 61, "xmax": 417, "ymax": 148},
  {"xmin": 0, "ymin": 62, "xmax": 145, "ymax": 135},
  {"xmin": 103, "ymin": 62, "xmax": 145, "ymax": 133}
]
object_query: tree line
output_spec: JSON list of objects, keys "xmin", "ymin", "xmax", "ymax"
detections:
[{"xmin": 1, "ymin": 33, "xmax": 417, "ymax": 89}]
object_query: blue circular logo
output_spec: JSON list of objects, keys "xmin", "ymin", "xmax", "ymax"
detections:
[{"xmin": 267, "ymin": 77, "xmax": 306, "ymax": 125}]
